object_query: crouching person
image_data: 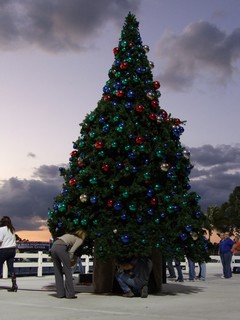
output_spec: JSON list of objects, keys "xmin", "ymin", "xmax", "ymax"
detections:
[{"xmin": 115, "ymin": 257, "xmax": 152, "ymax": 298}]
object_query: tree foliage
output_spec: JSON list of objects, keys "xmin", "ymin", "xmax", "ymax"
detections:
[{"xmin": 48, "ymin": 13, "xmax": 209, "ymax": 262}]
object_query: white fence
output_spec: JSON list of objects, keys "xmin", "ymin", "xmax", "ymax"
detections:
[
  {"xmin": 2, "ymin": 253, "xmax": 240, "ymax": 279},
  {"xmin": 2, "ymin": 252, "xmax": 93, "ymax": 279}
]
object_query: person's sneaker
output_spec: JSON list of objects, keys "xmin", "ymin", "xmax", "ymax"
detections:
[
  {"xmin": 141, "ymin": 285, "xmax": 148, "ymax": 298},
  {"xmin": 122, "ymin": 290, "xmax": 135, "ymax": 297},
  {"xmin": 175, "ymin": 279, "xmax": 184, "ymax": 282}
]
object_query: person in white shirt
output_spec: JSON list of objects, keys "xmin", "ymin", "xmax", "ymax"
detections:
[{"xmin": 0, "ymin": 216, "xmax": 18, "ymax": 292}]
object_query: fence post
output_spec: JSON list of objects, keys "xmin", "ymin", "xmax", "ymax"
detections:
[{"xmin": 37, "ymin": 251, "xmax": 43, "ymax": 277}]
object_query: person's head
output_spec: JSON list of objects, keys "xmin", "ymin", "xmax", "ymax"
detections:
[
  {"xmin": 234, "ymin": 235, "xmax": 240, "ymax": 242},
  {"xmin": 74, "ymin": 229, "xmax": 87, "ymax": 240},
  {"xmin": 0, "ymin": 216, "xmax": 15, "ymax": 233},
  {"xmin": 224, "ymin": 232, "xmax": 230, "ymax": 239},
  {"xmin": 219, "ymin": 232, "xmax": 225, "ymax": 240}
]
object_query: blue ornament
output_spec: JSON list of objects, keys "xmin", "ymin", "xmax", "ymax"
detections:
[
  {"xmin": 121, "ymin": 213, "xmax": 127, "ymax": 220},
  {"xmin": 181, "ymin": 233, "xmax": 187, "ymax": 241},
  {"xmin": 114, "ymin": 201, "xmax": 123, "ymax": 211},
  {"xmin": 147, "ymin": 208, "xmax": 154, "ymax": 215},
  {"xmin": 185, "ymin": 224, "xmax": 192, "ymax": 232},
  {"xmin": 90, "ymin": 196, "xmax": 97, "ymax": 204},
  {"xmin": 127, "ymin": 90, "xmax": 135, "ymax": 98},
  {"xmin": 121, "ymin": 234, "xmax": 130, "ymax": 244}
]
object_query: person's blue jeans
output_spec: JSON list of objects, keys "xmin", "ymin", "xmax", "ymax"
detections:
[
  {"xmin": 222, "ymin": 252, "xmax": 232, "ymax": 278},
  {"xmin": 115, "ymin": 272, "xmax": 141, "ymax": 295},
  {"xmin": 198, "ymin": 262, "xmax": 206, "ymax": 280},
  {"xmin": 175, "ymin": 259, "xmax": 184, "ymax": 281},
  {"xmin": 187, "ymin": 258, "xmax": 196, "ymax": 280}
]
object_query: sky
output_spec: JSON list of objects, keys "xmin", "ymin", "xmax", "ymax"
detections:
[{"xmin": 0, "ymin": 0, "xmax": 240, "ymax": 241}]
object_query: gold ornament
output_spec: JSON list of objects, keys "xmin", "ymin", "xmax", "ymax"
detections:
[
  {"xmin": 160, "ymin": 163, "xmax": 169, "ymax": 171},
  {"xmin": 80, "ymin": 194, "xmax": 88, "ymax": 203}
]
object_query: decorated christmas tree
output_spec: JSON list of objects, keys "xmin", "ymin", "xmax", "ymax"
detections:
[{"xmin": 48, "ymin": 13, "xmax": 208, "ymax": 264}]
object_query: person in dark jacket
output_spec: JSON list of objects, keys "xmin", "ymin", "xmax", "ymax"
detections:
[
  {"xmin": 115, "ymin": 257, "xmax": 152, "ymax": 298},
  {"xmin": 219, "ymin": 232, "xmax": 234, "ymax": 279}
]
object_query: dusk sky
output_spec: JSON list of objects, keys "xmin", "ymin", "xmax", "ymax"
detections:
[{"xmin": 0, "ymin": 0, "xmax": 240, "ymax": 241}]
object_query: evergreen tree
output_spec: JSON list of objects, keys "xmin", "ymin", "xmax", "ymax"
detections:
[{"xmin": 48, "ymin": 13, "xmax": 208, "ymax": 262}]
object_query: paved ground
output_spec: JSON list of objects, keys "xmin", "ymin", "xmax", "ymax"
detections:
[{"xmin": 0, "ymin": 266, "xmax": 239, "ymax": 320}]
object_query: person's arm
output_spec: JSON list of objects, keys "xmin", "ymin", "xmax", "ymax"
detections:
[{"xmin": 69, "ymin": 237, "xmax": 83, "ymax": 259}]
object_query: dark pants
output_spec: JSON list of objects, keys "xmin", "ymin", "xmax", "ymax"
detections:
[
  {"xmin": 0, "ymin": 247, "xmax": 16, "ymax": 276},
  {"xmin": 51, "ymin": 243, "xmax": 75, "ymax": 298},
  {"xmin": 221, "ymin": 252, "xmax": 232, "ymax": 278}
]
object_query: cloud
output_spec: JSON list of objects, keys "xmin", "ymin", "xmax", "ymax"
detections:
[
  {"xmin": 0, "ymin": 145, "xmax": 239, "ymax": 232},
  {"xmin": 189, "ymin": 144, "xmax": 240, "ymax": 210},
  {"xmin": 27, "ymin": 152, "xmax": 36, "ymax": 158},
  {"xmin": 156, "ymin": 21, "xmax": 240, "ymax": 90},
  {"xmin": 0, "ymin": 0, "xmax": 140, "ymax": 52},
  {"xmin": 0, "ymin": 166, "xmax": 63, "ymax": 231}
]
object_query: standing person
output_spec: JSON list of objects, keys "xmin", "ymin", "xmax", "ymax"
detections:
[
  {"xmin": 0, "ymin": 216, "xmax": 18, "ymax": 292},
  {"xmin": 219, "ymin": 232, "xmax": 234, "ymax": 279},
  {"xmin": 187, "ymin": 257, "xmax": 196, "ymax": 281},
  {"xmin": 51, "ymin": 230, "xmax": 87, "ymax": 299},
  {"xmin": 166, "ymin": 259, "xmax": 176, "ymax": 279},
  {"xmin": 174, "ymin": 258, "xmax": 184, "ymax": 282},
  {"xmin": 115, "ymin": 257, "xmax": 152, "ymax": 298},
  {"xmin": 231, "ymin": 235, "xmax": 240, "ymax": 255}
]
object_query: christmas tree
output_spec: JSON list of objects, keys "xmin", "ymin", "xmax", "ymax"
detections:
[{"xmin": 48, "ymin": 13, "xmax": 208, "ymax": 263}]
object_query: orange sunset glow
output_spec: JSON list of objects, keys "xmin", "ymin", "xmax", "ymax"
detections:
[{"xmin": 17, "ymin": 227, "xmax": 52, "ymax": 242}]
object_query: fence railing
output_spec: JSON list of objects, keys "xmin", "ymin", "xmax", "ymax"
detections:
[
  {"xmin": 2, "ymin": 253, "xmax": 240, "ymax": 279},
  {"xmin": 2, "ymin": 252, "xmax": 93, "ymax": 279}
]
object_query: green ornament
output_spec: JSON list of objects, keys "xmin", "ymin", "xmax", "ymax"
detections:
[
  {"xmin": 117, "ymin": 126, "xmax": 123, "ymax": 132},
  {"xmin": 78, "ymin": 141, "xmax": 85, "ymax": 148},
  {"xmin": 88, "ymin": 114, "xmax": 95, "ymax": 121},
  {"xmin": 115, "ymin": 71, "xmax": 121, "ymax": 78},
  {"xmin": 122, "ymin": 78, "xmax": 128, "ymax": 85},
  {"xmin": 111, "ymin": 141, "xmax": 118, "ymax": 148},
  {"xmin": 154, "ymin": 184, "xmax": 161, "ymax": 191},
  {"xmin": 73, "ymin": 218, "xmax": 79, "ymax": 225},
  {"xmin": 129, "ymin": 204, "xmax": 137, "ymax": 211},
  {"xmin": 122, "ymin": 191, "xmax": 129, "ymax": 198},
  {"xmin": 48, "ymin": 210, "xmax": 54, "ymax": 217},
  {"xmin": 124, "ymin": 145, "xmax": 131, "ymax": 151},
  {"xmin": 89, "ymin": 177, "xmax": 97, "ymax": 185},
  {"xmin": 93, "ymin": 219, "xmax": 98, "ymax": 225},
  {"xmin": 89, "ymin": 131, "xmax": 95, "ymax": 138},
  {"xmin": 109, "ymin": 184, "xmax": 115, "ymax": 190},
  {"xmin": 155, "ymin": 218, "xmax": 160, "ymax": 224},
  {"xmin": 113, "ymin": 116, "xmax": 120, "ymax": 122},
  {"xmin": 167, "ymin": 205, "xmax": 175, "ymax": 213},
  {"xmin": 143, "ymin": 172, "xmax": 151, "ymax": 179},
  {"xmin": 81, "ymin": 219, "xmax": 87, "ymax": 226},
  {"xmin": 139, "ymin": 145, "xmax": 145, "ymax": 152},
  {"xmin": 58, "ymin": 203, "xmax": 66, "ymax": 212},
  {"xmin": 121, "ymin": 40, "xmax": 127, "ymax": 47},
  {"xmin": 98, "ymin": 151, "xmax": 105, "ymax": 157}
]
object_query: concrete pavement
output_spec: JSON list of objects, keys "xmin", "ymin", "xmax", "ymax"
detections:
[{"xmin": 0, "ymin": 266, "xmax": 239, "ymax": 320}]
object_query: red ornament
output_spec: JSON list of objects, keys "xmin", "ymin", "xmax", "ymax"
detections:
[
  {"xmin": 116, "ymin": 90, "xmax": 124, "ymax": 97},
  {"xmin": 107, "ymin": 199, "xmax": 113, "ymax": 208},
  {"xmin": 104, "ymin": 95, "xmax": 111, "ymax": 101},
  {"xmin": 151, "ymin": 100, "xmax": 159, "ymax": 109},
  {"xmin": 174, "ymin": 118, "xmax": 181, "ymax": 125},
  {"xmin": 101, "ymin": 164, "xmax": 110, "ymax": 172},
  {"xmin": 69, "ymin": 178, "xmax": 76, "ymax": 186},
  {"xmin": 135, "ymin": 136, "xmax": 144, "ymax": 144},
  {"xmin": 149, "ymin": 113, "xmax": 157, "ymax": 121},
  {"xmin": 113, "ymin": 47, "xmax": 119, "ymax": 55},
  {"xmin": 150, "ymin": 197, "xmax": 157, "ymax": 205},
  {"xmin": 129, "ymin": 42, "xmax": 134, "ymax": 48},
  {"xmin": 95, "ymin": 141, "xmax": 104, "ymax": 149},
  {"xmin": 153, "ymin": 81, "xmax": 160, "ymax": 89},
  {"xmin": 78, "ymin": 160, "xmax": 85, "ymax": 168},
  {"xmin": 70, "ymin": 150, "xmax": 77, "ymax": 157},
  {"xmin": 164, "ymin": 118, "xmax": 171, "ymax": 123},
  {"xmin": 120, "ymin": 62, "xmax": 128, "ymax": 69},
  {"xmin": 135, "ymin": 104, "xmax": 144, "ymax": 112}
]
